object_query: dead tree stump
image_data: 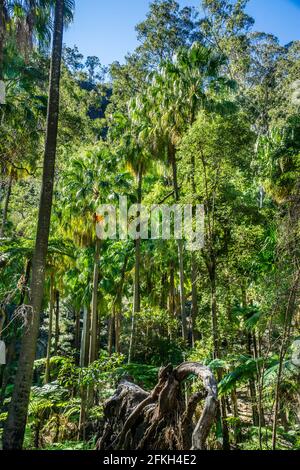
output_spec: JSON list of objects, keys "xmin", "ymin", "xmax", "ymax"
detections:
[{"xmin": 97, "ymin": 362, "xmax": 218, "ymax": 450}]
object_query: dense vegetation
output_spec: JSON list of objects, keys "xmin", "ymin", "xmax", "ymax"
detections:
[{"xmin": 0, "ymin": 0, "xmax": 299, "ymax": 451}]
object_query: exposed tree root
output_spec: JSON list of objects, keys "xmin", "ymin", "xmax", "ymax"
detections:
[{"xmin": 97, "ymin": 362, "xmax": 217, "ymax": 450}]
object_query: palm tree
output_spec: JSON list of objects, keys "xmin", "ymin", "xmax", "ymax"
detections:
[
  {"xmin": 61, "ymin": 143, "xmax": 127, "ymax": 363},
  {"xmin": 147, "ymin": 43, "xmax": 230, "ymax": 343},
  {"xmin": 61, "ymin": 150, "xmax": 102, "ymax": 366},
  {"xmin": 44, "ymin": 272, "xmax": 54, "ymax": 384},
  {"xmin": 148, "ymin": 44, "xmax": 233, "ymax": 448},
  {"xmin": 120, "ymin": 98, "xmax": 156, "ymax": 363},
  {"xmin": 0, "ymin": 0, "xmax": 74, "ymax": 104},
  {"xmin": 0, "ymin": 0, "xmax": 5, "ymax": 103},
  {"xmin": 3, "ymin": 0, "xmax": 69, "ymax": 450},
  {"xmin": 0, "ymin": 0, "xmax": 48, "ymax": 103}
]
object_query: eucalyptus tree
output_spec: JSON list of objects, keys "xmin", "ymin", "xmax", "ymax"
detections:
[
  {"xmin": 200, "ymin": 0, "xmax": 254, "ymax": 77},
  {"xmin": 3, "ymin": 0, "xmax": 74, "ymax": 450},
  {"xmin": 108, "ymin": 0, "xmax": 200, "ymax": 115},
  {"xmin": 179, "ymin": 110, "xmax": 255, "ymax": 450},
  {"xmin": 135, "ymin": 0, "xmax": 200, "ymax": 67}
]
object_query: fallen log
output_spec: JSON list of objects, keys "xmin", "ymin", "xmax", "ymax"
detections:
[{"xmin": 97, "ymin": 362, "xmax": 217, "ymax": 450}]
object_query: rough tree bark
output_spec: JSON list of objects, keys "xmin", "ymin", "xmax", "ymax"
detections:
[
  {"xmin": 3, "ymin": 0, "xmax": 64, "ymax": 449},
  {"xmin": 44, "ymin": 273, "xmax": 55, "ymax": 384},
  {"xmin": 0, "ymin": 173, "xmax": 13, "ymax": 237},
  {"xmin": 0, "ymin": 0, "xmax": 5, "ymax": 102},
  {"xmin": 54, "ymin": 289, "xmax": 60, "ymax": 355},
  {"xmin": 97, "ymin": 362, "xmax": 217, "ymax": 451}
]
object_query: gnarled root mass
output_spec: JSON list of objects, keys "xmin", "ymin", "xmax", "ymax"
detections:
[{"xmin": 97, "ymin": 362, "xmax": 217, "ymax": 451}]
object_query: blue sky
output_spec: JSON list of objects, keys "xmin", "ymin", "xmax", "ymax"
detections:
[{"xmin": 64, "ymin": 0, "xmax": 300, "ymax": 66}]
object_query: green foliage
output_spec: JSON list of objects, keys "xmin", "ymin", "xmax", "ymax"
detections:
[
  {"xmin": 115, "ymin": 363, "xmax": 159, "ymax": 391},
  {"xmin": 1, "ymin": 0, "xmax": 300, "ymax": 453},
  {"xmin": 41, "ymin": 440, "xmax": 95, "ymax": 451}
]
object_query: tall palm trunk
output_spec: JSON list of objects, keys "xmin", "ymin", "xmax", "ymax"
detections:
[
  {"xmin": 169, "ymin": 263, "xmax": 176, "ymax": 317},
  {"xmin": 80, "ymin": 306, "xmax": 90, "ymax": 368},
  {"xmin": 0, "ymin": 165, "xmax": 5, "ymax": 204},
  {"xmin": 114, "ymin": 253, "xmax": 129, "ymax": 354},
  {"xmin": 108, "ymin": 306, "xmax": 115, "ymax": 356},
  {"xmin": 190, "ymin": 152, "xmax": 198, "ymax": 346},
  {"xmin": 168, "ymin": 143, "xmax": 187, "ymax": 342},
  {"xmin": 0, "ymin": 173, "xmax": 13, "ymax": 237},
  {"xmin": 191, "ymin": 256, "xmax": 198, "ymax": 347},
  {"xmin": 0, "ymin": 0, "xmax": 5, "ymax": 104},
  {"xmin": 3, "ymin": 0, "xmax": 64, "ymax": 450},
  {"xmin": 209, "ymin": 259, "xmax": 219, "ymax": 361},
  {"xmin": 44, "ymin": 274, "xmax": 55, "ymax": 384},
  {"xmin": 78, "ymin": 306, "xmax": 90, "ymax": 441},
  {"xmin": 128, "ymin": 166, "xmax": 142, "ymax": 363},
  {"xmin": 89, "ymin": 238, "xmax": 101, "ymax": 364},
  {"xmin": 74, "ymin": 309, "xmax": 81, "ymax": 363},
  {"xmin": 115, "ymin": 308, "xmax": 121, "ymax": 354},
  {"xmin": 54, "ymin": 289, "xmax": 60, "ymax": 355}
]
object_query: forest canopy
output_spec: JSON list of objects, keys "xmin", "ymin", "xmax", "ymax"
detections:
[{"xmin": 0, "ymin": 0, "xmax": 299, "ymax": 452}]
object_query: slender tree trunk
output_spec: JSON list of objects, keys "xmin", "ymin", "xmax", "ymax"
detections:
[
  {"xmin": 168, "ymin": 143, "xmax": 187, "ymax": 342},
  {"xmin": 78, "ymin": 384, "xmax": 87, "ymax": 441},
  {"xmin": 210, "ymin": 260, "xmax": 219, "ymax": 360},
  {"xmin": 128, "ymin": 166, "xmax": 143, "ymax": 363},
  {"xmin": 169, "ymin": 263, "xmax": 175, "ymax": 317},
  {"xmin": 242, "ymin": 286, "xmax": 259, "ymax": 427},
  {"xmin": 115, "ymin": 308, "xmax": 121, "ymax": 354},
  {"xmin": 128, "ymin": 237, "xmax": 141, "ymax": 363},
  {"xmin": 247, "ymin": 332, "xmax": 259, "ymax": 426},
  {"xmin": 3, "ymin": 0, "xmax": 64, "ymax": 449},
  {"xmin": 231, "ymin": 387, "xmax": 241, "ymax": 445},
  {"xmin": 178, "ymin": 240, "xmax": 187, "ymax": 341},
  {"xmin": 160, "ymin": 273, "xmax": 168, "ymax": 309},
  {"xmin": 108, "ymin": 305, "xmax": 115, "ymax": 356},
  {"xmin": 54, "ymin": 289, "xmax": 60, "ymax": 355},
  {"xmin": 0, "ymin": 0, "xmax": 5, "ymax": 104},
  {"xmin": 89, "ymin": 238, "xmax": 101, "ymax": 364},
  {"xmin": 78, "ymin": 305, "xmax": 90, "ymax": 439},
  {"xmin": 0, "ymin": 165, "xmax": 5, "ymax": 204},
  {"xmin": 80, "ymin": 306, "xmax": 90, "ymax": 368},
  {"xmin": 190, "ymin": 153, "xmax": 199, "ymax": 346},
  {"xmin": 44, "ymin": 274, "xmax": 54, "ymax": 384},
  {"xmin": 114, "ymin": 254, "xmax": 129, "ymax": 354},
  {"xmin": 74, "ymin": 309, "xmax": 81, "ymax": 363},
  {"xmin": 253, "ymin": 331, "xmax": 265, "ymax": 442},
  {"xmin": 0, "ymin": 173, "xmax": 12, "ymax": 237},
  {"xmin": 191, "ymin": 256, "xmax": 198, "ymax": 347}
]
